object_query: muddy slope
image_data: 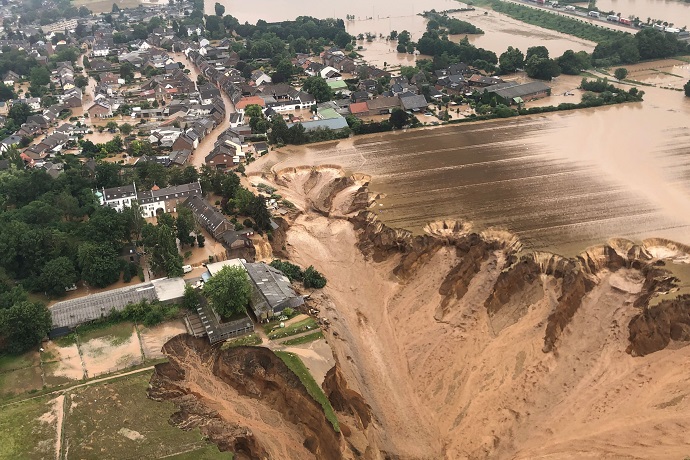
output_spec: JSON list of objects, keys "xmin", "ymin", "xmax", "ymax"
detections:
[
  {"xmin": 148, "ymin": 335, "xmax": 343, "ymax": 460},
  {"xmin": 259, "ymin": 166, "xmax": 690, "ymax": 459},
  {"xmin": 171, "ymin": 166, "xmax": 690, "ymax": 459}
]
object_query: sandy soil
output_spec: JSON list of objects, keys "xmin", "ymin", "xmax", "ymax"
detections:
[
  {"xmin": 282, "ymin": 339, "xmax": 335, "ymax": 386},
  {"xmin": 79, "ymin": 326, "xmax": 143, "ymax": 377},
  {"xmin": 255, "ymin": 167, "xmax": 690, "ymax": 459},
  {"xmin": 139, "ymin": 320, "xmax": 188, "ymax": 359}
]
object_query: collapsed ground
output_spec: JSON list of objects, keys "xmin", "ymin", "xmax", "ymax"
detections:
[{"xmin": 181, "ymin": 165, "xmax": 688, "ymax": 459}]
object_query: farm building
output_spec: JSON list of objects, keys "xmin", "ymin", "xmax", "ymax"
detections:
[{"xmin": 484, "ymin": 81, "xmax": 551, "ymax": 105}]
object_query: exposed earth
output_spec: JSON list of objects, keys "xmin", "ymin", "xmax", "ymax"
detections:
[{"xmin": 151, "ymin": 166, "xmax": 690, "ymax": 459}]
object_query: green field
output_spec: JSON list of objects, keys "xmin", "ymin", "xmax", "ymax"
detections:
[
  {"xmin": 0, "ymin": 370, "xmax": 234, "ymax": 459},
  {"xmin": 0, "ymin": 352, "xmax": 44, "ymax": 399},
  {"xmin": 275, "ymin": 351, "xmax": 339, "ymax": 432},
  {"xmin": 0, "ymin": 396, "xmax": 57, "ymax": 459},
  {"xmin": 63, "ymin": 372, "xmax": 228, "ymax": 459},
  {"xmin": 267, "ymin": 318, "xmax": 319, "ymax": 340},
  {"xmin": 281, "ymin": 331, "xmax": 324, "ymax": 346},
  {"xmin": 220, "ymin": 334, "xmax": 262, "ymax": 349}
]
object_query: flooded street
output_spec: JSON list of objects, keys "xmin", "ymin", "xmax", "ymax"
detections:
[
  {"xmin": 249, "ymin": 82, "xmax": 690, "ymax": 256},
  {"xmin": 170, "ymin": 52, "xmax": 236, "ymax": 169}
]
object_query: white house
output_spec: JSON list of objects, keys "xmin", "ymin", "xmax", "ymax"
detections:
[
  {"xmin": 97, "ymin": 182, "xmax": 203, "ymax": 218},
  {"xmin": 320, "ymin": 66, "xmax": 342, "ymax": 81}
]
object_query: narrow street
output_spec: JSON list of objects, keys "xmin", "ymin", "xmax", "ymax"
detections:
[{"xmin": 170, "ymin": 52, "xmax": 236, "ymax": 170}]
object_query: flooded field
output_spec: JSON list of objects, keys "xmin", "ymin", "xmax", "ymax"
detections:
[
  {"xmin": 456, "ymin": 8, "xmax": 596, "ymax": 55},
  {"xmin": 250, "ymin": 82, "xmax": 690, "ymax": 256}
]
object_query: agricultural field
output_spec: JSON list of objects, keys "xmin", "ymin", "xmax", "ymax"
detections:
[
  {"xmin": 0, "ymin": 370, "xmax": 233, "ymax": 460},
  {"xmin": 63, "ymin": 372, "xmax": 226, "ymax": 459},
  {"xmin": 0, "ymin": 320, "xmax": 186, "ymax": 400}
]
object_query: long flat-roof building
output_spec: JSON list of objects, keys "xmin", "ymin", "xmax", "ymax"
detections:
[
  {"xmin": 484, "ymin": 81, "xmax": 551, "ymax": 105},
  {"xmin": 49, "ymin": 278, "xmax": 185, "ymax": 330}
]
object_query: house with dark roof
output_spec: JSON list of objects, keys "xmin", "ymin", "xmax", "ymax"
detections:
[
  {"xmin": 182, "ymin": 195, "xmax": 232, "ymax": 239},
  {"xmin": 366, "ymin": 96, "xmax": 401, "ymax": 114},
  {"xmin": 485, "ymin": 81, "xmax": 551, "ymax": 105},
  {"xmin": 400, "ymin": 93, "xmax": 428, "ymax": 112},
  {"xmin": 243, "ymin": 262, "xmax": 304, "ymax": 321}
]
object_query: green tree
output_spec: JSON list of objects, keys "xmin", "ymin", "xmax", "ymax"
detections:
[
  {"xmin": 614, "ymin": 67, "xmax": 628, "ymax": 81},
  {"xmin": 498, "ymin": 46, "xmax": 524, "ymax": 74},
  {"xmin": 146, "ymin": 224, "xmax": 183, "ymax": 277},
  {"xmin": 334, "ymin": 31, "xmax": 352, "ymax": 48},
  {"xmin": 303, "ymin": 266, "xmax": 327, "ymax": 289},
  {"xmin": 203, "ymin": 265, "xmax": 251, "ymax": 317},
  {"xmin": 119, "ymin": 123, "xmax": 133, "ymax": 135},
  {"xmin": 390, "ymin": 108, "xmax": 411, "ymax": 129},
  {"xmin": 74, "ymin": 74, "xmax": 89, "ymax": 89},
  {"xmin": 105, "ymin": 121, "xmax": 119, "ymax": 131},
  {"xmin": 40, "ymin": 257, "xmax": 77, "ymax": 297},
  {"xmin": 176, "ymin": 206, "xmax": 196, "ymax": 247},
  {"xmin": 214, "ymin": 2, "xmax": 225, "ymax": 16},
  {"xmin": 0, "ymin": 301, "xmax": 52, "ymax": 354},
  {"xmin": 525, "ymin": 56, "xmax": 561, "ymax": 80},
  {"xmin": 556, "ymin": 50, "xmax": 589, "ymax": 75},
  {"xmin": 29, "ymin": 66, "xmax": 50, "ymax": 87},
  {"xmin": 302, "ymin": 76, "xmax": 332, "ymax": 103},
  {"xmin": 8, "ymin": 102, "xmax": 32, "ymax": 126},
  {"xmin": 0, "ymin": 83, "xmax": 15, "ymax": 102},
  {"xmin": 182, "ymin": 284, "xmax": 200, "ymax": 310},
  {"xmin": 244, "ymin": 104, "xmax": 263, "ymax": 118},
  {"xmin": 525, "ymin": 45, "xmax": 549, "ymax": 61},
  {"xmin": 77, "ymin": 243, "xmax": 121, "ymax": 288}
]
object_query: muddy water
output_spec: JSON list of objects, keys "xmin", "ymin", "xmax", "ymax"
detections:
[
  {"xmin": 251, "ymin": 83, "xmax": 690, "ymax": 256},
  {"xmin": 457, "ymin": 9, "xmax": 595, "ymax": 55},
  {"xmin": 207, "ymin": 0, "xmax": 456, "ymax": 23},
  {"xmin": 590, "ymin": 0, "xmax": 690, "ymax": 27}
]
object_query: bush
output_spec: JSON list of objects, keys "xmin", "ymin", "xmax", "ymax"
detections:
[
  {"xmin": 303, "ymin": 266, "xmax": 327, "ymax": 289},
  {"xmin": 270, "ymin": 259, "xmax": 303, "ymax": 281}
]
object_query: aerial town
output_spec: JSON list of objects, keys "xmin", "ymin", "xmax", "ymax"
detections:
[{"xmin": 1, "ymin": 0, "xmax": 690, "ymax": 458}]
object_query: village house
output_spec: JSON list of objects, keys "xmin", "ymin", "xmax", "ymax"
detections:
[
  {"xmin": 97, "ymin": 181, "xmax": 202, "ymax": 218},
  {"xmin": 87, "ymin": 100, "xmax": 112, "ymax": 118}
]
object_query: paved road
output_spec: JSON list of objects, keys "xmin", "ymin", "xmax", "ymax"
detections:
[{"xmin": 500, "ymin": 0, "xmax": 637, "ymax": 34}]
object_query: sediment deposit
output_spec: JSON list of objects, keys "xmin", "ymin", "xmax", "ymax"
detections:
[{"xmin": 154, "ymin": 166, "xmax": 690, "ymax": 459}]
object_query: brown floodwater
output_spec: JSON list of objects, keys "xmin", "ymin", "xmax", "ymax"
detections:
[
  {"xmin": 457, "ymin": 9, "xmax": 595, "ymax": 56},
  {"xmin": 250, "ymin": 81, "xmax": 690, "ymax": 256}
]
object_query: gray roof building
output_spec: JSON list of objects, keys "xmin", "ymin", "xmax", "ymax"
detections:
[{"xmin": 243, "ymin": 262, "xmax": 304, "ymax": 320}]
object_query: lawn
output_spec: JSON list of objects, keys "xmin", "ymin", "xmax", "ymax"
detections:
[
  {"xmin": 63, "ymin": 372, "xmax": 215, "ymax": 459},
  {"xmin": 274, "ymin": 351, "xmax": 339, "ymax": 432},
  {"xmin": 77, "ymin": 321, "xmax": 136, "ymax": 345},
  {"xmin": 0, "ymin": 395, "xmax": 57, "ymax": 459},
  {"xmin": 220, "ymin": 334, "xmax": 262, "ymax": 349},
  {"xmin": 0, "ymin": 351, "xmax": 44, "ymax": 399},
  {"xmin": 267, "ymin": 317, "xmax": 319, "ymax": 340},
  {"xmin": 281, "ymin": 331, "xmax": 324, "ymax": 346}
]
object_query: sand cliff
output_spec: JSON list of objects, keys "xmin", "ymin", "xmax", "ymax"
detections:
[{"xmin": 153, "ymin": 166, "xmax": 690, "ymax": 459}]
